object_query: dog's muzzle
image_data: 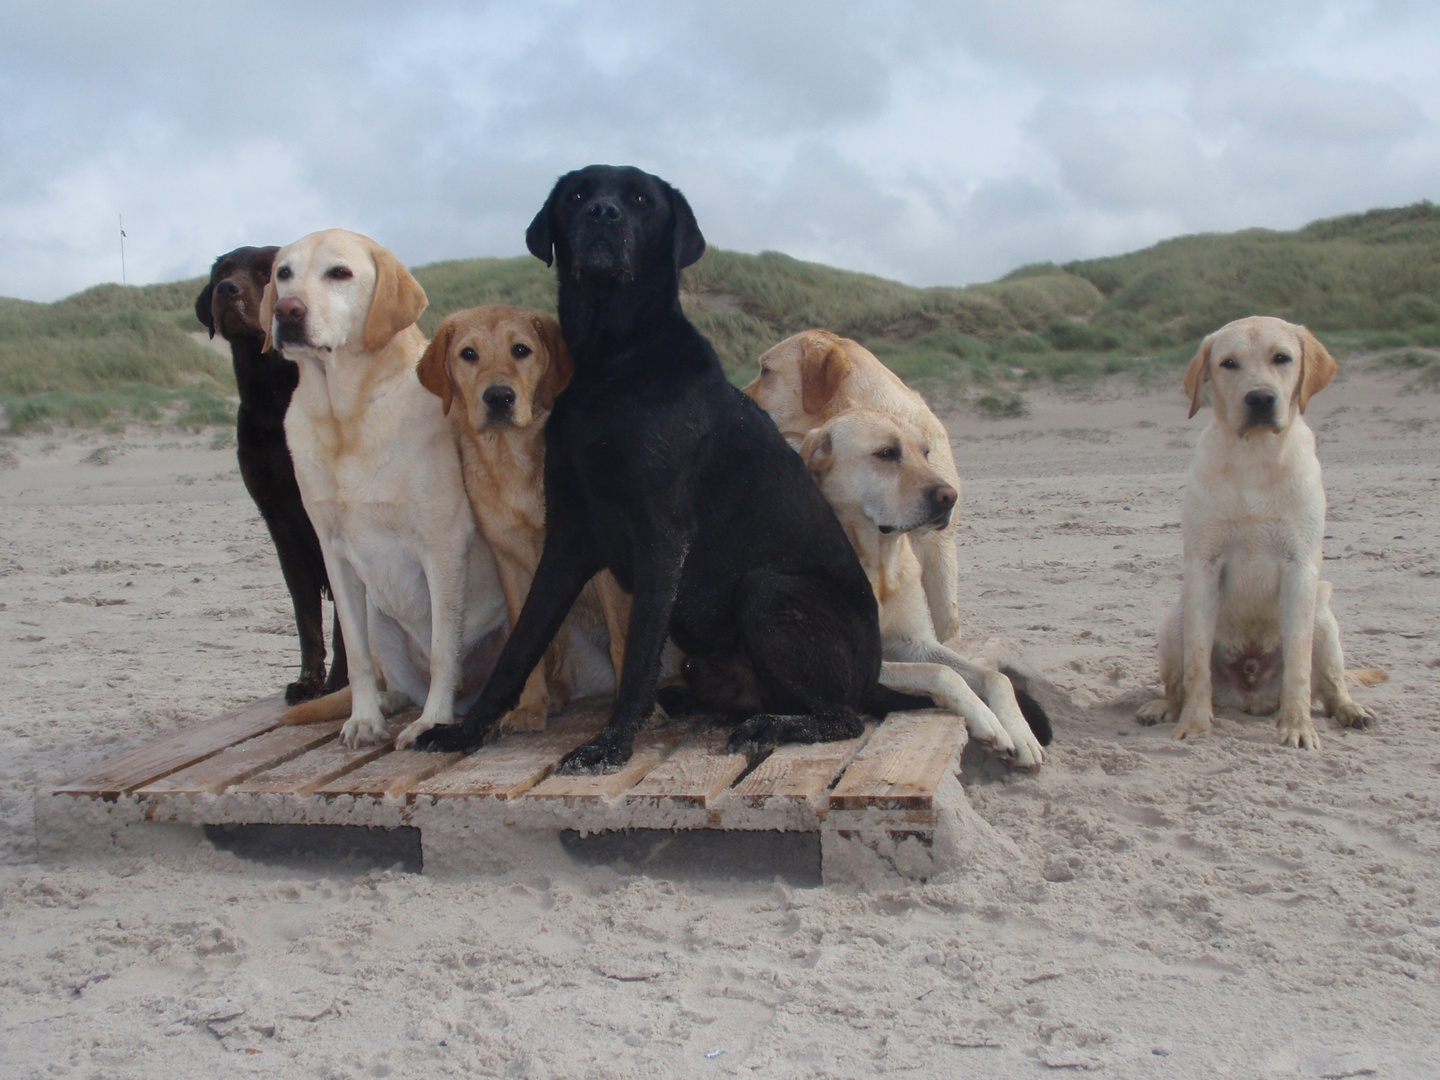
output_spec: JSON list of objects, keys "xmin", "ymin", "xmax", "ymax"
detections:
[
  {"xmin": 1242, "ymin": 388, "xmax": 1280, "ymax": 432},
  {"xmin": 273, "ymin": 296, "xmax": 310, "ymax": 346},
  {"xmin": 482, "ymin": 384, "xmax": 516, "ymax": 422}
]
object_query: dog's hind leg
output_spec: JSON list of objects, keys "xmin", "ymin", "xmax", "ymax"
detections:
[
  {"xmin": 323, "ymin": 607, "xmax": 348, "ymax": 694},
  {"xmin": 724, "ymin": 569, "xmax": 874, "ymax": 756},
  {"xmin": 1312, "ymin": 583, "xmax": 1374, "ymax": 730},
  {"xmin": 1138, "ymin": 601, "xmax": 1183, "ymax": 728},
  {"xmin": 263, "ymin": 503, "xmax": 331, "ymax": 704}
]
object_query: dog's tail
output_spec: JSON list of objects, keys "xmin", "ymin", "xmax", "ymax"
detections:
[
  {"xmin": 280, "ymin": 686, "xmax": 410, "ymax": 726},
  {"xmin": 1005, "ymin": 675, "xmax": 1054, "ymax": 746},
  {"xmin": 1346, "ymin": 668, "xmax": 1389, "ymax": 688}
]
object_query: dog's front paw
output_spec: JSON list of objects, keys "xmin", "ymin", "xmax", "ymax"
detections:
[
  {"xmin": 1009, "ymin": 729, "xmax": 1044, "ymax": 772},
  {"xmin": 1333, "ymin": 700, "xmax": 1374, "ymax": 730},
  {"xmin": 396, "ymin": 717, "xmax": 439, "ymax": 749},
  {"xmin": 340, "ymin": 714, "xmax": 388, "ymax": 748},
  {"xmin": 1137, "ymin": 698, "xmax": 1177, "ymax": 726},
  {"xmin": 1276, "ymin": 705, "xmax": 1319, "ymax": 749},
  {"xmin": 496, "ymin": 703, "xmax": 548, "ymax": 735},
  {"xmin": 414, "ymin": 722, "xmax": 482, "ymax": 753},
  {"xmin": 1173, "ymin": 709, "xmax": 1212, "ymax": 741},
  {"xmin": 556, "ymin": 736, "xmax": 632, "ymax": 774}
]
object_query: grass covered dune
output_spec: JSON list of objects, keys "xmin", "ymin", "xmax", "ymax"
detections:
[{"xmin": 4, "ymin": 201, "xmax": 1440, "ymax": 434}]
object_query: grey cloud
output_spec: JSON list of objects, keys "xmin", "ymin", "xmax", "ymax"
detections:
[{"xmin": 1, "ymin": 1, "xmax": 1438, "ymax": 300}]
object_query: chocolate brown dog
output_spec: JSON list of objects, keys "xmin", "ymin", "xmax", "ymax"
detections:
[{"xmin": 195, "ymin": 246, "xmax": 345, "ymax": 703}]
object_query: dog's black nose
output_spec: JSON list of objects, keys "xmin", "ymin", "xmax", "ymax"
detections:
[
  {"xmin": 217, "ymin": 280, "xmax": 241, "ymax": 297},
  {"xmin": 275, "ymin": 297, "xmax": 307, "ymax": 324},
  {"xmin": 928, "ymin": 484, "xmax": 958, "ymax": 518},
  {"xmin": 482, "ymin": 385, "xmax": 516, "ymax": 413},
  {"xmin": 585, "ymin": 198, "xmax": 623, "ymax": 224},
  {"xmin": 1244, "ymin": 389, "xmax": 1277, "ymax": 412}
]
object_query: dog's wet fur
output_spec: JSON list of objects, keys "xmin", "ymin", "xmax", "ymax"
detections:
[
  {"xmin": 195, "ymin": 246, "xmax": 346, "ymax": 703},
  {"xmin": 417, "ymin": 165, "xmax": 924, "ymax": 770}
]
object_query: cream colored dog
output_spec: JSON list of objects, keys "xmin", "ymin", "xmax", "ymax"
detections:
[
  {"xmin": 260, "ymin": 229, "xmax": 507, "ymax": 749},
  {"xmin": 1138, "ymin": 316, "xmax": 1385, "ymax": 748},
  {"xmin": 802, "ymin": 408, "xmax": 1046, "ymax": 768},
  {"xmin": 416, "ymin": 305, "xmax": 630, "ymax": 731},
  {"xmin": 743, "ymin": 330, "xmax": 962, "ymax": 643}
]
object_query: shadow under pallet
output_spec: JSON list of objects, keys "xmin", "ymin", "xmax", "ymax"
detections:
[{"xmin": 40, "ymin": 694, "xmax": 975, "ymax": 884}]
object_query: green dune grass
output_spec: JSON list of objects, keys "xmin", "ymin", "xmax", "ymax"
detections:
[{"xmin": 4, "ymin": 201, "xmax": 1439, "ymax": 434}]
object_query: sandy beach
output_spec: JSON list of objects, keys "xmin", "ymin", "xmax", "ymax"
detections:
[{"xmin": 1, "ymin": 365, "xmax": 1436, "ymax": 1078}]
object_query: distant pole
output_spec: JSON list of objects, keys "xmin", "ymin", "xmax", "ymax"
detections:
[{"xmin": 119, "ymin": 214, "xmax": 127, "ymax": 285}]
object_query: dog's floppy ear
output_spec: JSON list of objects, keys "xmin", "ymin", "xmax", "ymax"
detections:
[
  {"xmin": 799, "ymin": 425, "xmax": 835, "ymax": 481},
  {"xmin": 1296, "ymin": 326, "xmax": 1338, "ymax": 413},
  {"xmin": 799, "ymin": 334, "xmax": 852, "ymax": 416},
  {"xmin": 1183, "ymin": 334, "xmax": 1214, "ymax": 419},
  {"xmin": 416, "ymin": 321, "xmax": 456, "ymax": 415},
  {"xmin": 526, "ymin": 182, "xmax": 560, "ymax": 267},
  {"xmin": 666, "ymin": 183, "xmax": 706, "ymax": 270},
  {"xmin": 363, "ymin": 242, "xmax": 428, "ymax": 353},
  {"xmin": 259, "ymin": 278, "xmax": 277, "ymax": 353},
  {"xmin": 533, "ymin": 314, "xmax": 573, "ymax": 411},
  {"xmin": 194, "ymin": 278, "xmax": 216, "ymax": 337}
]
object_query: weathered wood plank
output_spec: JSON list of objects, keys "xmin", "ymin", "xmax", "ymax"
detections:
[
  {"xmin": 626, "ymin": 724, "xmax": 748, "ymax": 808},
  {"xmin": 52, "ymin": 694, "xmax": 288, "ymax": 797},
  {"xmin": 411, "ymin": 711, "xmax": 609, "ymax": 800},
  {"xmin": 525, "ymin": 723, "xmax": 688, "ymax": 802},
  {"xmin": 828, "ymin": 711, "xmax": 965, "ymax": 812},
  {"xmin": 232, "ymin": 727, "xmax": 401, "ymax": 796},
  {"xmin": 731, "ymin": 723, "xmax": 876, "ymax": 809},
  {"xmin": 315, "ymin": 748, "xmax": 462, "ymax": 799},
  {"xmin": 134, "ymin": 721, "xmax": 345, "ymax": 797}
]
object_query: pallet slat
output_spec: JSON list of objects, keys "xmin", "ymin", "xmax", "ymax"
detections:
[
  {"xmin": 233, "ymin": 732, "xmax": 399, "ymax": 795},
  {"xmin": 626, "ymin": 724, "xmax": 748, "ymax": 808},
  {"xmin": 134, "ymin": 721, "xmax": 345, "ymax": 797},
  {"xmin": 315, "ymin": 749, "xmax": 463, "ymax": 799},
  {"xmin": 828, "ymin": 711, "xmax": 965, "ymax": 812},
  {"xmin": 412, "ymin": 711, "xmax": 609, "ymax": 800},
  {"xmin": 52, "ymin": 695, "xmax": 288, "ymax": 797},
  {"xmin": 526, "ymin": 722, "xmax": 688, "ymax": 801},
  {"xmin": 731, "ymin": 723, "xmax": 876, "ymax": 809}
]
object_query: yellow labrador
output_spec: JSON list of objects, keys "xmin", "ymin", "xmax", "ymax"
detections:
[
  {"xmin": 260, "ymin": 229, "xmax": 507, "ymax": 748},
  {"xmin": 416, "ymin": 305, "xmax": 630, "ymax": 731},
  {"xmin": 1138, "ymin": 316, "xmax": 1385, "ymax": 748},
  {"xmin": 743, "ymin": 330, "xmax": 963, "ymax": 643},
  {"xmin": 802, "ymin": 408, "xmax": 1047, "ymax": 768}
]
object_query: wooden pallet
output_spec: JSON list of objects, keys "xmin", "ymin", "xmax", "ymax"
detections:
[{"xmin": 40, "ymin": 695, "xmax": 973, "ymax": 882}]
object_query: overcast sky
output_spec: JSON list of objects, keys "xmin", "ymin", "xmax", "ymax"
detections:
[{"xmin": 3, "ymin": 1, "xmax": 1438, "ymax": 302}]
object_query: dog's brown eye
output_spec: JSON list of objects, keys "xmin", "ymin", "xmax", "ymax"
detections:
[
  {"xmin": 1219, "ymin": 358, "xmax": 1239, "ymax": 370},
  {"xmin": 511, "ymin": 343, "xmax": 532, "ymax": 359},
  {"xmin": 874, "ymin": 446, "xmax": 901, "ymax": 462},
  {"xmin": 1273, "ymin": 353, "xmax": 1292, "ymax": 365},
  {"xmin": 276, "ymin": 266, "xmax": 291, "ymax": 281},
  {"xmin": 460, "ymin": 347, "xmax": 478, "ymax": 363},
  {"xmin": 325, "ymin": 266, "xmax": 352, "ymax": 281},
  {"xmin": 571, "ymin": 190, "xmax": 584, "ymax": 202},
  {"xmin": 634, "ymin": 193, "xmax": 648, "ymax": 205}
]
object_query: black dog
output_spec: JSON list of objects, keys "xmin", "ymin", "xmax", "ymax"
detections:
[
  {"xmin": 195, "ymin": 246, "xmax": 346, "ymax": 704},
  {"xmin": 418, "ymin": 165, "xmax": 923, "ymax": 771}
]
